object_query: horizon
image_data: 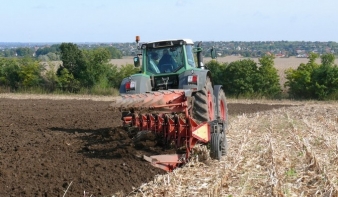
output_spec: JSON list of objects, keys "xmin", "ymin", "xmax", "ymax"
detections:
[
  {"xmin": 1, "ymin": 0, "xmax": 337, "ymax": 42},
  {"xmin": 1, "ymin": 40, "xmax": 338, "ymax": 44}
]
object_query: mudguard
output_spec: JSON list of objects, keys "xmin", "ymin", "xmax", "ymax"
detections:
[
  {"xmin": 213, "ymin": 85, "xmax": 222, "ymax": 118},
  {"xmin": 119, "ymin": 74, "xmax": 152, "ymax": 94},
  {"xmin": 178, "ymin": 69, "xmax": 212, "ymax": 91}
]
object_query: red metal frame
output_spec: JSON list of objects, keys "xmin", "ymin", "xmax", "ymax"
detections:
[{"xmin": 111, "ymin": 90, "xmax": 211, "ymax": 172}]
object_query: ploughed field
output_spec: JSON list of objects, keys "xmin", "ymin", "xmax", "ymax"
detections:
[
  {"xmin": 0, "ymin": 95, "xmax": 283, "ymax": 196},
  {"xmin": 0, "ymin": 95, "xmax": 337, "ymax": 196}
]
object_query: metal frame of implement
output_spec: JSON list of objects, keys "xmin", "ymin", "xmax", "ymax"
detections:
[{"xmin": 110, "ymin": 90, "xmax": 212, "ymax": 172}]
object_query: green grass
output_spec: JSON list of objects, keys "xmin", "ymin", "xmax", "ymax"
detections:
[{"xmin": 0, "ymin": 86, "xmax": 120, "ymax": 96}]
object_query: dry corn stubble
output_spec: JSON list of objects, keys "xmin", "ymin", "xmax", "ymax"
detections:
[{"xmin": 126, "ymin": 102, "xmax": 337, "ymax": 197}]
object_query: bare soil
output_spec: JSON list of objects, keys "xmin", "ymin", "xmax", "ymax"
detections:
[{"xmin": 0, "ymin": 98, "xmax": 291, "ymax": 196}]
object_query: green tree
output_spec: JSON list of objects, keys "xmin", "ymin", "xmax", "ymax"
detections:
[
  {"xmin": 0, "ymin": 58, "xmax": 20, "ymax": 90},
  {"xmin": 106, "ymin": 46, "xmax": 123, "ymax": 59},
  {"xmin": 38, "ymin": 55, "xmax": 50, "ymax": 61},
  {"xmin": 284, "ymin": 53, "xmax": 338, "ymax": 100},
  {"xmin": 59, "ymin": 43, "xmax": 86, "ymax": 80},
  {"xmin": 18, "ymin": 58, "xmax": 43, "ymax": 88},
  {"xmin": 82, "ymin": 48, "xmax": 111, "ymax": 87},
  {"xmin": 107, "ymin": 64, "xmax": 140, "ymax": 89},
  {"xmin": 321, "ymin": 53, "xmax": 335, "ymax": 66},
  {"xmin": 43, "ymin": 63, "xmax": 59, "ymax": 92},
  {"xmin": 3, "ymin": 49, "xmax": 16, "ymax": 57},
  {"xmin": 206, "ymin": 60, "xmax": 228, "ymax": 87},
  {"xmin": 16, "ymin": 47, "xmax": 34, "ymax": 57},
  {"xmin": 311, "ymin": 54, "xmax": 338, "ymax": 99},
  {"xmin": 256, "ymin": 55, "xmax": 281, "ymax": 98},
  {"xmin": 46, "ymin": 52, "xmax": 60, "ymax": 61},
  {"xmin": 223, "ymin": 59, "xmax": 258, "ymax": 98},
  {"xmin": 35, "ymin": 44, "xmax": 60, "ymax": 57},
  {"xmin": 285, "ymin": 53, "xmax": 320, "ymax": 99},
  {"xmin": 57, "ymin": 68, "xmax": 80, "ymax": 92}
]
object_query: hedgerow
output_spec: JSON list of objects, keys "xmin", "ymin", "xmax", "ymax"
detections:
[
  {"xmin": 207, "ymin": 55, "xmax": 282, "ymax": 99},
  {"xmin": 285, "ymin": 53, "xmax": 338, "ymax": 100}
]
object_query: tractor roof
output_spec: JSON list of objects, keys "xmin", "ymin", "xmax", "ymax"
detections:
[
  {"xmin": 146, "ymin": 39, "xmax": 194, "ymax": 45},
  {"xmin": 141, "ymin": 39, "xmax": 194, "ymax": 49}
]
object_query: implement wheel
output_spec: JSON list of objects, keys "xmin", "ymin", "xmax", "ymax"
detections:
[
  {"xmin": 217, "ymin": 89, "xmax": 228, "ymax": 156},
  {"xmin": 221, "ymin": 133, "xmax": 228, "ymax": 156},
  {"xmin": 191, "ymin": 77, "xmax": 214, "ymax": 123},
  {"xmin": 210, "ymin": 132, "xmax": 222, "ymax": 160}
]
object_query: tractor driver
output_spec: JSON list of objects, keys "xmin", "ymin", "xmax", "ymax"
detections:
[{"xmin": 158, "ymin": 49, "xmax": 177, "ymax": 73}]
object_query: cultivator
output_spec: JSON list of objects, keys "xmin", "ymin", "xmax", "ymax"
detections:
[{"xmin": 109, "ymin": 90, "xmax": 224, "ymax": 172}]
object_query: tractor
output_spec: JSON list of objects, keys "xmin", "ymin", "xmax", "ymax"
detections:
[{"xmin": 109, "ymin": 36, "xmax": 228, "ymax": 171}]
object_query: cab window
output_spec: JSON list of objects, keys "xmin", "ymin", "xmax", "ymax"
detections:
[
  {"xmin": 146, "ymin": 46, "xmax": 184, "ymax": 74},
  {"xmin": 186, "ymin": 45, "xmax": 196, "ymax": 67}
]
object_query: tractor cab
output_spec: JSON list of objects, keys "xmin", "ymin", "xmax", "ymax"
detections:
[
  {"xmin": 120, "ymin": 36, "xmax": 213, "ymax": 94},
  {"xmin": 129, "ymin": 37, "xmax": 206, "ymax": 92},
  {"xmin": 138, "ymin": 39, "xmax": 197, "ymax": 75}
]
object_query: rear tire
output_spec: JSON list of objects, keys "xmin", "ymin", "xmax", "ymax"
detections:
[{"xmin": 191, "ymin": 77, "xmax": 214, "ymax": 123}]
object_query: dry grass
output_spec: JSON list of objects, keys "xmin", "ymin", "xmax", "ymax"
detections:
[
  {"xmin": 124, "ymin": 100, "xmax": 338, "ymax": 197},
  {"xmin": 220, "ymin": 101, "xmax": 338, "ymax": 196},
  {"xmin": 0, "ymin": 93, "xmax": 116, "ymax": 101}
]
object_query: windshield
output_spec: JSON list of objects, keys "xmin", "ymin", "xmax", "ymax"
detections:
[{"xmin": 146, "ymin": 46, "xmax": 184, "ymax": 74}]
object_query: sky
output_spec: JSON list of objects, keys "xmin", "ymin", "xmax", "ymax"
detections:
[{"xmin": 1, "ymin": 0, "xmax": 337, "ymax": 43}]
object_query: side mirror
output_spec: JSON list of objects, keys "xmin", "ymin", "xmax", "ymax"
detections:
[
  {"xmin": 133, "ymin": 56, "xmax": 140, "ymax": 67},
  {"xmin": 211, "ymin": 47, "xmax": 217, "ymax": 59}
]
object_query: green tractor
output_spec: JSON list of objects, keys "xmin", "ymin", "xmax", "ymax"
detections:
[{"xmin": 110, "ymin": 36, "xmax": 228, "ymax": 171}]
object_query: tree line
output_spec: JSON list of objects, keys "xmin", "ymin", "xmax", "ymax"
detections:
[
  {"xmin": 206, "ymin": 53, "xmax": 338, "ymax": 100},
  {"xmin": 285, "ymin": 53, "xmax": 338, "ymax": 100},
  {"xmin": 0, "ymin": 42, "xmax": 337, "ymax": 100},
  {"xmin": 0, "ymin": 43, "xmax": 137, "ymax": 95},
  {"xmin": 0, "ymin": 44, "xmax": 123, "ymax": 61},
  {"xmin": 207, "ymin": 55, "xmax": 282, "ymax": 99}
]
